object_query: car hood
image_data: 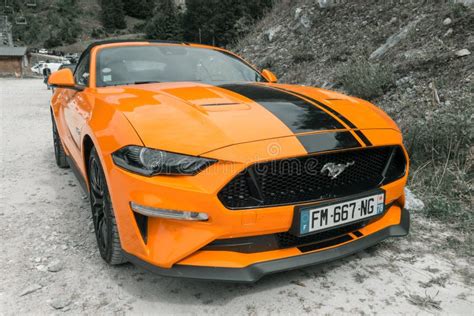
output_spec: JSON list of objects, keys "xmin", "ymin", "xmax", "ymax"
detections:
[{"xmin": 95, "ymin": 82, "xmax": 399, "ymax": 156}]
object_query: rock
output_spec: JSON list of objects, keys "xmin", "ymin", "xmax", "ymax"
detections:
[
  {"xmin": 299, "ymin": 13, "xmax": 312, "ymax": 29},
  {"xmin": 19, "ymin": 284, "xmax": 42, "ymax": 297},
  {"xmin": 264, "ymin": 25, "xmax": 282, "ymax": 42},
  {"xmin": 455, "ymin": 49, "xmax": 471, "ymax": 57},
  {"xmin": 36, "ymin": 264, "xmax": 47, "ymax": 272},
  {"xmin": 49, "ymin": 297, "xmax": 71, "ymax": 310},
  {"xmin": 444, "ymin": 28, "xmax": 453, "ymax": 37},
  {"xmin": 293, "ymin": 7, "xmax": 311, "ymax": 29},
  {"xmin": 369, "ymin": 18, "xmax": 422, "ymax": 60},
  {"xmin": 443, "ymin": 18, "xmax": 452, "ymax": 26},
  {"xmin": 404, "ymin": 188, "xmax": 425, "ymax": 211},
  {"xmin": 457, "ymin": 0, "xmax": 474, "ymax": 4},
  {"xmin": 47, "ymin": 259, "xmax": 63, "ymax": 272},
  {"xmin": 295, "ymin": 7, "xmax": 302, "ymax": 20},
  {"xmin": 318, "ymin": 0, "xmax": 336, "ymax": 8},
  {"xmin": 389, "ymin": 17, "xmax": 397, "ymax": 24}
]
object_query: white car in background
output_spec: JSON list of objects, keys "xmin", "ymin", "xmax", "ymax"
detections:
[{"xmin": 31, "ymin": 62, "xmax": 64, "ymax": 75}]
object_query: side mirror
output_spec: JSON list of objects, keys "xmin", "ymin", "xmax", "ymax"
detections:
[
  {"xmin": 48, "ymin": 68, "xmax": 75, "ymax": 88},
  {"xmin": 261, "ymin": 69, "xmax": 278, "ymax": 83}
]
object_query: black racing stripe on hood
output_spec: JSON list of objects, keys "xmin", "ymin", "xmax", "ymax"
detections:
[
  {"xmin": 272, "ymin": 86, "xmax": 373, "ymax": 146},
  {"xmin": 273, "ymin": 86, "xmax": 357, "ymax": 129},
  {"xmin": 297, "ymin": 132, "xmax": 361, "ymax": 154},
  {"xmin": 218, "ymin": 84, "xmax": 344, "ymax": 133},
  {"xmin": 354, "ymin": 130, "xmax": 373, "ymax": 146}
]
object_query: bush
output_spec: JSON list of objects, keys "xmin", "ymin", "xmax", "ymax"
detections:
[
  {"xmin": 406, "ymin": 98, "xmax": 473, "ymax": 234},
  {"xmin": 335, "ymin": 59, "xmax": 395, "ymax": 99},
  {"xmin": 292, "ymin": 52, "xmax": 315, "ymax": 64},
  {"xmin": 405, "ymin": 99, "xmax": 473, "ymax": 164},
  {"xmin": 100, "ymin": 0, "xmax": 126, "ymax": 31}
]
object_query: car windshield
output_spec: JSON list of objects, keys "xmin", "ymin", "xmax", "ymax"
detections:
[{"xmin": 96, "ymin": 45, "xmax": 265, "ymax": 87}]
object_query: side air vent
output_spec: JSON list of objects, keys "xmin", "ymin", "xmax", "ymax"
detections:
[{"xmin": 133, "ymin": 211, "xmax": 148, "ymax": 244}]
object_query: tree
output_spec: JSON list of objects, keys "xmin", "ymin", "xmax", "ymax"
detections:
[
  {"xmin": 182, "ymin": 0, "xmax": 273, "ymax": 46},
  {"xmin": 145, "ymin": 0, "xmax": 182, "ymax": 40},
  {"xmin": 100, "ymin": 0, "xmax": 126, "ymax": 31},
  {"xmin": 123, "ymin": 0, "xmax": 155, "ymax": 19}
]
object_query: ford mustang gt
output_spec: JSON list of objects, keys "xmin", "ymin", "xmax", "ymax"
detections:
[{"xmin": 48, "ymin": 40, "xmax": 409, "ymax": 282}]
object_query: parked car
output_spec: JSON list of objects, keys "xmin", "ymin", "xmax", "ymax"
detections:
[
  {"xmin": 48, "ymin": 40, "xmax": 409, "ymax": 282},
  {"xmin": 31, "ymin": 62, "xmax": 63, "ymax": 75},
  {"xmin": 38, "ymin": 48, "xmax": 48, "ymax": 54}
]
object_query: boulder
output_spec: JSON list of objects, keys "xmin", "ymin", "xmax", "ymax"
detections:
[
  {"xmin": 318, "ymin": 0, "xmax": 337, "ymax": 8},
  {"xmin": 455, "ymin": 49, "xmax": 471, "ymax": 57},
  {"xmin": 404, "ymin": 188, "xmax": 425, "ymax": 211},
  {"xmin": 264, "ymin": 25, "xmax": 282, "ymax": 42},
  {"xmin": 369, "ymin": 18, "xmax": 422, "ymax": 60},
  {"xmin": 443, "ymin": 18, "xmax": 452, "ymax": 26}
]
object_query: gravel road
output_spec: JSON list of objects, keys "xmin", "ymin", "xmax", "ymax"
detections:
[{"xmin": 1, "ymin": 79, "xmax": 472, "ymax": 315}]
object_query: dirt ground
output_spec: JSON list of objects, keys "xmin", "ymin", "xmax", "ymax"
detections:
[{"xmin": 0, "ymin": 79, "xmax": 472, "ymax": 315}]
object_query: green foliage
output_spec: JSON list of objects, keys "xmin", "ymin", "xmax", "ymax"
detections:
[
  {"xmin": 405, "ymin": 99, "xmax": 473, "ymax": 164},
  {"xmin": 182, "ymin": 0, "xmax": 272, "ymax": 46},
  {"xmin": 123, "ymin": 0, "xmax": 155, "ymax": 19},
  {"xmin": 9, "ymin": 0, "xmax": 272, "ymax": 47},
  {"xmin": 100, "ymin": 0, "xmax": 126, "ymax": 31},
  {"xmin": 448, "ymin": 2, "xmax": 468, "ymax": 18},
  {"xmin": 335, "ymin": 59, "xmax": 395, "ymax": 99},
  {"xmin": 10, "ymin": 0, "xmax": 81, "ymax": 47},
  {"xmin": 91, "ymin": 28, "xmax": 106, "ymax": 39},
  {"xmin": 407, "ymin": 97, "xmax": 473, "ymax": 234},
  {"xmin": 144, "ymin": 0, "xmax": 182, "ymax": 40}
]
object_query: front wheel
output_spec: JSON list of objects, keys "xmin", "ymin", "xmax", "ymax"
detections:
[{"xmin": 88, "ymin": 148, "xmax": 126, "ymax": 265}]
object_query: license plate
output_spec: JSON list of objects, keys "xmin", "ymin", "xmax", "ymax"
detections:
[{"xmin": 296, "ymin": 192, "xmax": 385, "ymax": 236}]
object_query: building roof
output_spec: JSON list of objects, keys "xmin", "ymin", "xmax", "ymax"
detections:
[{"xmin": 0, "ymin": 46, "xmax": 27, "ymax": 57}]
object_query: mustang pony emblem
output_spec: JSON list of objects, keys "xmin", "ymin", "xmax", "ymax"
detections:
[{"xmin": 321, "ymin": 161, "xmax": 355, "ymax": 179}]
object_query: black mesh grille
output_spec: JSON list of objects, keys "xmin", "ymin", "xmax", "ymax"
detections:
[{"xmin": 218, "ymin": 146, "xmax": 406, "ymax": 209}]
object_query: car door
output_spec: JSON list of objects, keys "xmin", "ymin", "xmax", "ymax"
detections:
[{"xmin": 61, "ymin": 52, "xmax": 92, "ymax": 165}]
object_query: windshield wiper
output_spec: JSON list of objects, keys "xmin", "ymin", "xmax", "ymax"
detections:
[
  {"xmin": 107, "ymin": 81, "xmax": 162, "ymax": 87},
  {"xmin": 132, "ymin": 80, "xmax": 161, "ymax": 85}
]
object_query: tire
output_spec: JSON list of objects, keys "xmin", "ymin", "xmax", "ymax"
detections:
[
  {"xmin": 51, "ymin": 112, "xmax": 69, "ymax": 168},
  {"xmin": 88, "ymin": 148, "xmax": 126, "ymax": 265}
]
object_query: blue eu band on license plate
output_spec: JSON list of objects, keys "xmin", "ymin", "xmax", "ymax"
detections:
[{"xmin": 299, "ymin": 192, "xmax": 385, "ymax": 235}]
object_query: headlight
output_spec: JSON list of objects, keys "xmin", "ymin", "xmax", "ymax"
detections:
[{"xmin": 112, "ymin": 145, "xmax": 216, "ymax": 176}]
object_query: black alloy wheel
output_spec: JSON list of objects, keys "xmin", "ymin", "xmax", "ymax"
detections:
[{"xmin": 88, "ymin": 148, "xmax": 126, "ymax": 265}]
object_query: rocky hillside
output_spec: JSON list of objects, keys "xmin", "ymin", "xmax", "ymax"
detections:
[{"xmin": 235, "ymin": 0, "xmax": 473, "ymax": 247}]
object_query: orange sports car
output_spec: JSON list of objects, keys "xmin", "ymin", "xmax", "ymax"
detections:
[{"xmin": 48, "ymin": 40, "xmax": 409, "ymax": 282}]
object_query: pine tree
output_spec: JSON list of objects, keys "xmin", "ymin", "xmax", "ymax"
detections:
[
  {"xmin": 182, "ymin": 0, "xmax": 273, "ymax": 46},
  {"xmin": 145, "ymin": 0, "xmax": 182, "ymax": 40},
  {"xmin": 100, "ymin": 0, "xmax": 126, "ymax": 31}
]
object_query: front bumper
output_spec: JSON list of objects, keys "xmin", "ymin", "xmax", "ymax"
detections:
[{"xmin": 124, "ymin": 208, "xmax": 409, "ymax": 282}]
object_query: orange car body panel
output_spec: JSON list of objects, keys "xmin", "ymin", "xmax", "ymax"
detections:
[{"xmin": 50, "ymin": 41, "xmax": 409, "ymax": 272}]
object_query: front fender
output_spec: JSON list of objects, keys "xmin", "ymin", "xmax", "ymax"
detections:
[{"xmin": 79, "ymin": 99, "xmax": 144, "ymax": 187}]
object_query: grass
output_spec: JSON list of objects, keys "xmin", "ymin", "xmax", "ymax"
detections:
[
  {"xmin": 407, "ymin": 292, "xmax": 441, "ymax": 310},
  {"xmin": 335, "ymin": 58, "xmax": 395, "ymax": 100},
  {"xmin": 405, "ymin": 97, "xmax": 473, "ymax": 255}
]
